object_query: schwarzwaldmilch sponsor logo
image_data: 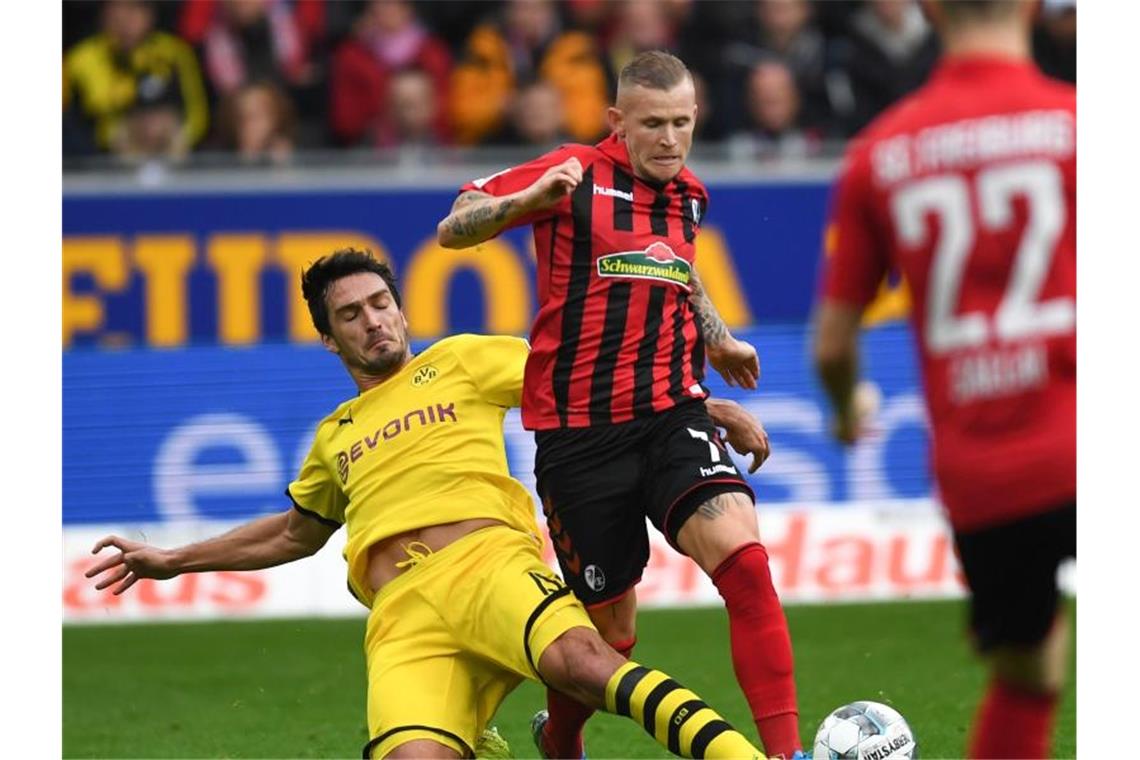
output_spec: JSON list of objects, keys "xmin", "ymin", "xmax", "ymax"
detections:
[
  {"xmin": 596, "ymin": 242, "xmax": 692, "ymax": 288},
  {"xmin": 335, "ymin": 402, "xmax": 457, "ymax": 483}
]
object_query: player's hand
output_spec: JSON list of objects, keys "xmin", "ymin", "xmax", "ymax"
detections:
[
  {"xmin": 830, "ymin": 380, "xmax": 881, "ymax": 446},
  {"xmin": 525, "ymin": 158, "xmax": 583, "ymax": 210},
  {"xmin": 707, "ymin": 337, "xmax": 760, "ymax": 390},
  {"xmin": 85, "ymin": 535, "xmax": 178, "ymax": 595},
  {"xmin": 722, "ymin": 415, "xmax": 771, "ymax": 474},
  {"xmin": 710, "ymin": 399, "xmax": 771, "ymax": 473}
]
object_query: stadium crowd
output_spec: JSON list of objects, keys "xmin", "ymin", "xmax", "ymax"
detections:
[{"xmin": 62, "ymin": 0, "xmax": 1075, "ymax": 167}]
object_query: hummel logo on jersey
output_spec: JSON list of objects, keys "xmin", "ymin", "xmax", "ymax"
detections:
[
  {"xmin": 597, "ymin": 242, "xmax": 692, "ymax": 288},
  {"xmin": 700, "ymin": 464, "xmax": 738, "ymax": 477},
  {"xmin": 338, "ymin": 411, "xmax": 353, "ymax": 426},
  {"xmin": 593, "ymin": 184, "xmax": 634, "ymax": 202}
]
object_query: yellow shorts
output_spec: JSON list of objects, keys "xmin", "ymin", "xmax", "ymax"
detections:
[{"xmin": 362, "ymin": 525, "xmax": 595, "ymax": 759}]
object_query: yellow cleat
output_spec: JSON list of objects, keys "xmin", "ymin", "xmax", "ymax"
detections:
[{"xmin": 475, "ymin": 725, "xmax": 513, "ymax": 759}]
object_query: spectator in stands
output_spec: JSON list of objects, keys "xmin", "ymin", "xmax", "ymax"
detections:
[
  {"xmin": 191, "ymin": 0, "xmax": 314, "ymax": 96},
  {"xmin": 382, "ymin": 68, "xmax": 444, "ymax": 148},
  {"xmin": 449, "ymin": 0, "xmax": 609, "ymax": 145},
  {"xmin": 601, "ymin": 0, "xmax": 684, "ymax": 93},
  {"xmin": 329, "ymin": 0, "xmax": 451, "ymax": 148},
  {"xmin": 752, "ymin": 0, "xmax": 827, "ymax": 75},
  {"xmin": 681, "ymin": 0, "xmax": 838, "ymax": 140},
  {"xmin": 844, "ymin": 0, "xmax": 938, "ymax": 134},
  {"xmin": 179, "ymin": 0, "xmax": 324, "ymax": 54},
  {"xmin": 189, "ymin": 0, "xmax": 329, "ymax": 145},
  {"xmin": 728, "ymin": 58, "xmax": 822, "ymax": 161},
  {"xmin": 216, "ymin": 80, "xmax": 296, "ymax": 164},
  {"xmin": 64, "ymin": 0, "xmax": 209, "ymax": 156},
  {"xmin": 489, "ymin": 78, "xmax": 570, "ymax": 148},
  {"xmin": 564, "ymin": 0, "xmax": 610, "ymax": 37},
  {"xmin": 112, "ymin": 69, "xmax": 191, "ymax": 163}
]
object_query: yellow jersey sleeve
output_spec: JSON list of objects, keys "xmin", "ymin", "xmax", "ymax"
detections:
[
  {"xmin": 287, "ymin": 427, "xmax": 347, "ymax": 528},
  {"xmin": 450, "ymin": 334, "xmax": 529, "ymax": 408}
]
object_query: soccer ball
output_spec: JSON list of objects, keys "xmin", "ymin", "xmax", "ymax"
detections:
[{"xmin": 812, "ymin": 701, "xmax": 917, "ymax": 760}]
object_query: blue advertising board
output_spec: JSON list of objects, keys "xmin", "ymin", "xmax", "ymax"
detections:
[
  {"xmin": 63, "ymin": 324, "xmax": 932, "ymax": 525},
  {"xmin": 62, "ymin": 181, "xmax": 865, "ymax": 349}
]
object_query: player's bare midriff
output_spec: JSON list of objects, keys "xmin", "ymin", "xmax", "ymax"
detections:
[{"xmin": 366, "ymin": 517, "xmax": 509, "ymax": 593}]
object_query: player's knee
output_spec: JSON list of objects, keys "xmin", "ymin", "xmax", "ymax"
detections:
[
  {"xmin": 983, "ymin": 607, "xmax": 1070, "ymax": 694},
  {"xmin": 538, "ymin": 626, "xmax": 623, "ymax": 705},
  {"xmin": 989, "ymin": 627, "xmax": 1069, "ymax": 695},
  {"xmin": 587, "ymin": 592, "xmax": 638, "ymax": 645}
]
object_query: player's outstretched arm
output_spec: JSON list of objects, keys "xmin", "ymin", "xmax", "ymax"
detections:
[
  {"xmin": 705, "ymin": 397, "xmax": 771, "ymax": 473},
  {"xmin": 689, "ymin": 267, "xmax": 760, "ymax": 389},
  {"xmin": 436, "ymin": 157, "xmax": 583, "ymax": 248},
  {"xmin": 84, "ymin": 508, "xmax": 338, "ymax": 596},
  {"xmin": 813, "ymin": 300, "xmax": 867, "ymax": 445}
]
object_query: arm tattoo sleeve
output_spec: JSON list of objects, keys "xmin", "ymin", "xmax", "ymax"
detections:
[
  {"xmin": 444, "ymin": 196, "xmax": 519, "ymax": 245},
  {"xmin": 690, "ymin": 270, "xmax": 730, "ymax": 347},
  {"xmin": 451, "ymin": 191, "xmax": 487, "ymax": 211}
]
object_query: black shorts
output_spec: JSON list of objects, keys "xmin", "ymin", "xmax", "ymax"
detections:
[
  {"xmin": 954, "ymin": 502, "xmax": 1076, "ymax": 652},
  {"xmin": 534, "ymin": 400, "xmax": 754, "ymax": 606}
]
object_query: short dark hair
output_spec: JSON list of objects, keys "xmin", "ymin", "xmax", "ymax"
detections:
[
  {"xmin": 618, "ymin": 50, "xmax": 691, "ymax": 93},
  {"xmin": 301, "ymin": 248, "xmax": 401, "ymax": 336}
]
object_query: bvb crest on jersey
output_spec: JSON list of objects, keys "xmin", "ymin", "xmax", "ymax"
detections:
[{"xmin": 412, "ymin": 365, "xmax": 438, "ymax": 387}]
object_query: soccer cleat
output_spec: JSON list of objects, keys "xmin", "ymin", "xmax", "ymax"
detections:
[
  {"xmin": 530, "ymin": 709, "xmax": 586, "ymax": 760},
  {"xmin": 474, "ymin": 726, "xmax": 513, "ymax": 759},
  {"xmin": 789, "ymin": 751, "xmax": 812, "ymax": 760}
]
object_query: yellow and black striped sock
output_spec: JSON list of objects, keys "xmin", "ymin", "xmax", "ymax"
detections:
[{"xmin": 604, "ymin": 661, "xmax": 766, "ymax": 759}]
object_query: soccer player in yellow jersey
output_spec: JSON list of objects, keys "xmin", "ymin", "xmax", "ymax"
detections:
[{"xmin": 86, "ymin": 249, "xmax": 773, "ymax": 760}]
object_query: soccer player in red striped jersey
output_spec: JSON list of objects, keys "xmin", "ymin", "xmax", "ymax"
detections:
[
  {"xmin": 437, "ymin": 51, "xmax": 802, "ymax": 760},
  {"xmin": 814, "ymin": 3, "xmax": 1075, "ymax": 758}
]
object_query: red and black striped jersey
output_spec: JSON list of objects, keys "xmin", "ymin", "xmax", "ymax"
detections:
[{"xmin": 458, "ymin": 133, "xmax": 711, "ymax": 430}]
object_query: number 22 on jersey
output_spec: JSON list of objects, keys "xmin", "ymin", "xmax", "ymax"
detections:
[{"xmin": 890, "ymin": 159, "xmax": 1073, "ymax": 403}]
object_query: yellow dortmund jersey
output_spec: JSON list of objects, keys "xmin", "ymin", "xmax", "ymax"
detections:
[
  {"xmin": 63, "ymin": 32, "xmax": 209, "ymax": 149},
  {"xmin": 287, "ymin": 334, "xmax": 540, "ymax": 607}
]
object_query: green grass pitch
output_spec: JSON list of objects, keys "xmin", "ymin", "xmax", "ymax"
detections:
[{"xmin": 63, "ymin": 599, "xmax": 1075, "ymax": 758}]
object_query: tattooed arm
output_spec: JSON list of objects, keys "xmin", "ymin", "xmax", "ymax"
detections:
[
  {"xmin": 436, "ymin": 190, "xmax": 527, "ymax": 248},
  {"xmin": 689, "ymin": 267, "xmax": 731, "ymax": 347},
  {"xmin": 690, "ymin": 268, "xmax": 760, "ymax": 389},
  {"xmin": 437, "ymin": 157, "xmax": 584, "ymax": 248}
]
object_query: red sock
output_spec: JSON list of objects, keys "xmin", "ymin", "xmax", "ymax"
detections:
[
  {"xmin": 712, "ymin": 542, "xmax": 800, "ymax": 759},
  {"xmin": 968, "ymin": 679, "xmax": 1058, "ymax": 759},
  {"xmin": 543, "ymin": 638, "xmax": 636, "ymax": 758}
]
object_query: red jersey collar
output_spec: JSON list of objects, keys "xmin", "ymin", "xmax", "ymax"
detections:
[
  {"xmin": 932, "ymin": 54, "xmax": 1040, "ymax": 82},
  {"xmin": 596, "ymin": 131, "xmax": 634, "ymax": 170},
  {"xmin": 595, "ymin": 131, "xmax": 681, "ymax": 191}
]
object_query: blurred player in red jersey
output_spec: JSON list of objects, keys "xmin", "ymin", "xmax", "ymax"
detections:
[
  {"xmin": 813, "ymin": 2, "xmax": 1075, "ymax": 758},
  {"xmin": 437, "ymin": 51, "xmax": 803, "ymax": 760}
]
